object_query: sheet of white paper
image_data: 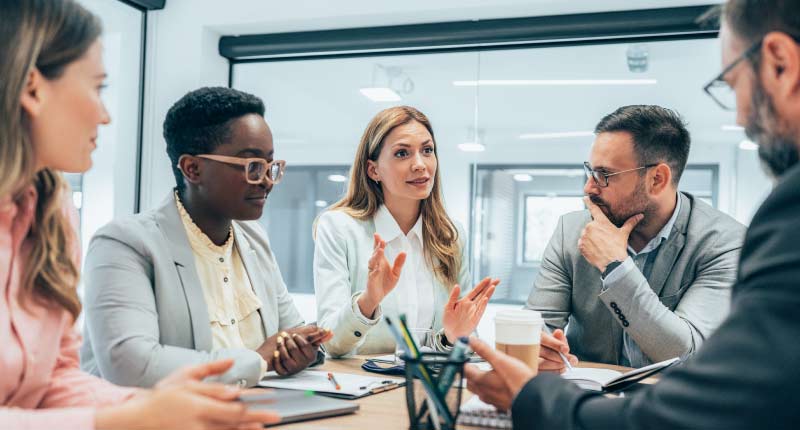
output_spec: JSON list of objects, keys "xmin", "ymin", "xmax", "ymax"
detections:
[
  {"xmin": 561, "ymin": 367, "xmax": 622, "ymax": 390},
  {"xmin": 259, "ymin": 370, "xmax": 404, "ymax": 397}
]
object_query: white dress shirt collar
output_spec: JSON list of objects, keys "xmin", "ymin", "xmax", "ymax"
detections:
[{"xmin": 374, "ymin": 204, "xmax": 423, "ymax": 242}]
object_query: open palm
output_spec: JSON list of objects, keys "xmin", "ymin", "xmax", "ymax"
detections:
[
  {"xmin": 442, "ymin": 277, "xmax": 499, "ymax": 341},
  {"xmin": 358, "ymin": 233, "xmax": 406, "ymax": 317}
]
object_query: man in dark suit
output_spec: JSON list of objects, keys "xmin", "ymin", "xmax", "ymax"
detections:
[{"xmin": 464, "ymin": 1, "xmax": 800, "ymax": 428}]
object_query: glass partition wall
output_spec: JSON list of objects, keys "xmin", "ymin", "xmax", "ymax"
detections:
[
  {"xmin": 233, "ymin": 37, "xmax": 770, "ymax": 305},
  {"xmin": 75, "ymin": 0, "xmax": 144, "ymax": 255}
]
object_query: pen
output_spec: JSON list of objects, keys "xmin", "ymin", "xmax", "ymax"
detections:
[
  {"xmin": 542, "ymin": 324, "xmax": 574, "ymax": 371},
  {"xmin": 327, "ymin": 372, "xmax": 341, "ymax": 390}
]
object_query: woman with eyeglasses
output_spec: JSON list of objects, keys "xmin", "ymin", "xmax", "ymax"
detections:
[
  {"xmin": 1, "ymin": 1, "xmax": 279, "ymax": 428},
  {"xmin": 80, "ymin": 87, "xmax": 332, "ymax": 389},
  {"xmin": 314, "ymin": 106, "xmax": 499, "ymax": 357}
]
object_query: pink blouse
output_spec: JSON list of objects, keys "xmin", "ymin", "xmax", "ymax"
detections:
[{"xmin": 1, "ymin": 186, "xmax": 135, "ymax": 430}]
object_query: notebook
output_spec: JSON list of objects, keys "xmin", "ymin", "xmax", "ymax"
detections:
[
  {"xmin": 562, "ymin": 357, "xmax": 681, "ymax": 392},
  {"xmin": 457, "ymin": 395, "xmax": 512, "ymax": 429},
  {"xmin": 258, "ymin": 370, "xmax": 405, "ymax": 399},
  {"xmin": 240, "ymin": 388, "xmax": 359, "ymax": 426}
]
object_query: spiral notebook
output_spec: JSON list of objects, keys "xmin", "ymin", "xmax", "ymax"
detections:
[{"xmin": 457, "ymin": 396, "xmax": 512, "ymax": 429}]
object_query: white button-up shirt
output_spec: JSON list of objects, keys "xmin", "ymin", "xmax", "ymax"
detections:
[{"xmin": 373, "ymin": 205, "xmax": 435, "ymax": 330}]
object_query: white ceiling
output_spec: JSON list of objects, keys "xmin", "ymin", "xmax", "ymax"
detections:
[{"xmin": 190, "ymin": 0, "xmax": 725, "ymax": 35}]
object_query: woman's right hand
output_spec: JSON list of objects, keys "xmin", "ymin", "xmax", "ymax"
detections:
[
  {"xmin": 95, "ymin": 360, "xmax": 280, "ymax": 430},
  {"xmin": 357, "ymin": 233, "xmax": 406, "ymax": 318}
]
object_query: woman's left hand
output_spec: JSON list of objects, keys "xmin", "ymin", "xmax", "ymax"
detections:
[{"xmin": 442, "ymin": 277, "xmax": 499, "ymax": 342}]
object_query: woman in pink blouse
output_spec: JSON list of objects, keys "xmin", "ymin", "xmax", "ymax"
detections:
[{"xmin": 0, "ymin": 1, "xmax": 278, "ymax": 429}]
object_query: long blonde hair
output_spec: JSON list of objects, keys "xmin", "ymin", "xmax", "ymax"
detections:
[
  {"xmin": 328, "ymin": 106, "xmax": 461, "ymax": 287},
  {"xmin": 0, "ymin": 0, "xmax": 102, "ymax": 322}
]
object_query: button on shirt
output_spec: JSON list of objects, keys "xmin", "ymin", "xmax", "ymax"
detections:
[
  {"xmin": 602, "ymin": 194, "xmax": 682, "ymax": 368},
  {"xmin": 368, "ymin": 205, "xmax": 435, "ymax": 331},
  {"xmin": 175, "ymin": 195, "xmax": 268, "ymax": 374}
]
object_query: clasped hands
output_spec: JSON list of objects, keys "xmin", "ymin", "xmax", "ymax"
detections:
[
  {"xmin": 357, "ymin": 233, "xmax": 498, "ymax": 342},
  {"xmin": 256, "ymin": 325, "xmax": 332, "ymax": 375},
  {"xmin": 578, "ymin": 196, "xmax": 642, "ymax": 273}
]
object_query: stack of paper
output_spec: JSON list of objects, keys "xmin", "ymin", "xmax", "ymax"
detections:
[{"xmin": 258, "ymin": 370, "xmax": 404, "ymax": 399}]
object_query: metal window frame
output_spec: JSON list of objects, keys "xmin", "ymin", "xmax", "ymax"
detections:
[
  {"xmin": 111, "ymin": 0, "xmax": 165, "ymax": 211},
  {"xmin": 220, "ymin": 5, "xmax": 718, "ymax": 66}
]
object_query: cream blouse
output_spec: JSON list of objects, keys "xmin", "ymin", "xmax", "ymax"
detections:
[{"xmin": 175, "ymin": 194, "xmax": 267, "ymax": 374}]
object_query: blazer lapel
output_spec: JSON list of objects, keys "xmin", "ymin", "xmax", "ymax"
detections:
[
  {"xmin": 647, "ymin": 193, "xmax": 691, "ymax": 297},
  {"xmin": 234, "ymin": 225, "xmax": 276, "ymax": 337},
  {"xmin": 154, "ymin": 194, "xmax": 214, "ymax": 351}
]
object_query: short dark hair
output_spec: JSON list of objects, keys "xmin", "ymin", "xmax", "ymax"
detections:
[
  {"xmin": 594, "ymin": 105, "xmax": 690, "ymax": 185},
  {"xmin": 163, "ymin": 86, "xmax": 265, "ymax": 191},
  {"xmin": 722, "ymin": 1, "xmax": 800, "ymax": 47}
]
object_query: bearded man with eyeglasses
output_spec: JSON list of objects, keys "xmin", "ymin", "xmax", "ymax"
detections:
[{"xmin": 524, "ymin": 104, "xmax": 746, "ymax": 371}]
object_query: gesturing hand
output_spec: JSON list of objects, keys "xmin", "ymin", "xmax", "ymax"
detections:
[
  {"xmin": 578, "ymin": 196, "xmax": 642, "ymax": 272},
  {"xmin": 357, "ymin": 233, "xmax": 406, "ymax": 318},
  {"xmin": 98, "ymin": 359, "xmax": 280, "ymax": 430},
  {"xmin": 463, "ymin": 338, "xmax": 536, "ymax": 412},
  {"xmin": 442, "ymin": 277, "xmax": 499, "ymax": 342}
]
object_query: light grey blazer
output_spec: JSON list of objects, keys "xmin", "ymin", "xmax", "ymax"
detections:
[
  {"xmin": 525, "ymin": 192, "xmax": 746, "ymax": 365},
  {"xmin": 314, "ymin": 210, "xmax": 471, "ymax": 357},
  {"xmin": 80, "ymin": 194, "xmax": 305, "ymax": 388}
]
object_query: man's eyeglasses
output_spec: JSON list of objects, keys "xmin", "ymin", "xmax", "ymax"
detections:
[
  {"xmin": 703, "ymin": 40, "xmax": 763, "ymax": 111},
  {"xmin": 181, "ymin": 154, "xmax": 286, "ymax": 185},
  {"xmin": 583, "ymin": 161, "xmax": 657, "ymax": 188}
]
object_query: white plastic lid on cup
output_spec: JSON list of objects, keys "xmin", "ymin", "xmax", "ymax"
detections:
[{"xmin": 494, "ymin": 309, "xmax": 544, "ymax": 345}]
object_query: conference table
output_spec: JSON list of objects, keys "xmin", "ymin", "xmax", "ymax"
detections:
[{"xmin": 278, "ymin": 355, "xmax": 640, "ymax": 430}]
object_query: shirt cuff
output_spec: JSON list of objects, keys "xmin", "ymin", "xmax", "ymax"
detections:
[
  {"xmin": 351, "ymin": 292, "xmax": 383, "ymax": 326},
  {"xmin": 432, "ymin": 328, "xmax": 454, "ymax": 352},
  {"xmin": 600, "ymin": 256, "xmax": 635, "ymax": 291},
  {"xmin": 258, "ymin": 356, "xmax": 268, "ymax": 376}
]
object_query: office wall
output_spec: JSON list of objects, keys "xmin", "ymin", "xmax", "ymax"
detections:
[{"xmin": 138, "ymin": 0, "xmax": 726, "ymax": 210}]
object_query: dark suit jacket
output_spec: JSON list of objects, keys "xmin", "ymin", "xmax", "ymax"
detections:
[{"xmin": 512, "ymin": 163, "xmax": 800, "ymax": 429}]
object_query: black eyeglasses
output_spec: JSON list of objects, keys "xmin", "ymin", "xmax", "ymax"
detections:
[
  {"xmin": 583, "ymin": 161, "xmax": 658, "ymax": 188},
  {"xmin": 703, "ymin": 39, "xmax": 763, "ymax": 111}
]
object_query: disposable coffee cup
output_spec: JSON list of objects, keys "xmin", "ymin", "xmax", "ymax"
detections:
[{"xmin": 494, "ymin": 309, "xmax": 543, "ymax": 372}]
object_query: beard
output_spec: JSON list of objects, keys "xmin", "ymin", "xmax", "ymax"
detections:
[
  {"xmin": 745, "ymin": 77, "xmax": 799, "ymax": 179},
  {"xmin": 589, "ymin": 179, "xmax": 654, "ymax": 228}
]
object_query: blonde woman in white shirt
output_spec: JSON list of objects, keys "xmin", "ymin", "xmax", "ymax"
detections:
[{"xmin": 314, "ymin": 106, "xmax": 499, "ymax": 357}]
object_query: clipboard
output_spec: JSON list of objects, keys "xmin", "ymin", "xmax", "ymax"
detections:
[{"xmin": 258, "ymin": 370, "xmax": 405, "ymax": 399}]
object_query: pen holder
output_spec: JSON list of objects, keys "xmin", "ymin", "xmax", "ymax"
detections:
[{"xmin": 402, "ymin": 352, "xmax": 467, "ymax": 430}]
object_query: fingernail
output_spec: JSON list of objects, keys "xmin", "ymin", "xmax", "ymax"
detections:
[
  {"xmin": 274, "ymin": 351, "xmax": 280, "ymax": 358},
  {"xmin": 280, "ymin": 331, "xmax": 289, "ymax": 337}
]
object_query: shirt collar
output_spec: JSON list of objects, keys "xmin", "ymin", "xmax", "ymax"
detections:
[
  {"xmin": 374, "ymin": 204, "xmax": 423, "ymax": 243},
  {"xmin": 632, "ymin": 192, "xmax": 681, "ymax": 255}
]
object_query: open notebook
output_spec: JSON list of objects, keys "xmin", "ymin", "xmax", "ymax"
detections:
[
  {"xmin": 562, "ymin": 357, "xmax": 681, "ymax": 392},
  {"xmin": 258, "ymin": 370, "xmax": 404, "ymax": 399}
]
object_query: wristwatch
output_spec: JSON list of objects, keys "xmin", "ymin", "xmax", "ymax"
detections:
[{"xmin": 602, "ymin": 260, "xmax": 624, "ymax": 279}]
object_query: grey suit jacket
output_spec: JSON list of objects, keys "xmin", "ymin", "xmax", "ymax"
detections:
[
  {"xmin": 80, "ymin": 194, "xmax": 305, "ymax": 388},
  {"xmin": 525, "ymin": 192, "xmax": 746, "ymax": 365}
]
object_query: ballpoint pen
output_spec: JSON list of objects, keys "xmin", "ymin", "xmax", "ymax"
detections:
[
  {"xmin": 542, "ymin": 324, "xmax": 574, "ymax": 371},
  {"xmin": 327, "ymin": 372, "xmax": 341, "ymax": 390}
]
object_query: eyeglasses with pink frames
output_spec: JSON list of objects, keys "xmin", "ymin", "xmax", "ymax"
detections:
[{"xmin": 180, "ymin": 154, "xmax": 286, "ymax": 185}]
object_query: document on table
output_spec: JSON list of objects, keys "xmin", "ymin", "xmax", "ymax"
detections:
[{"xmin": 258, "ymin": 370, "xmax": 404, "ymax": 399}]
